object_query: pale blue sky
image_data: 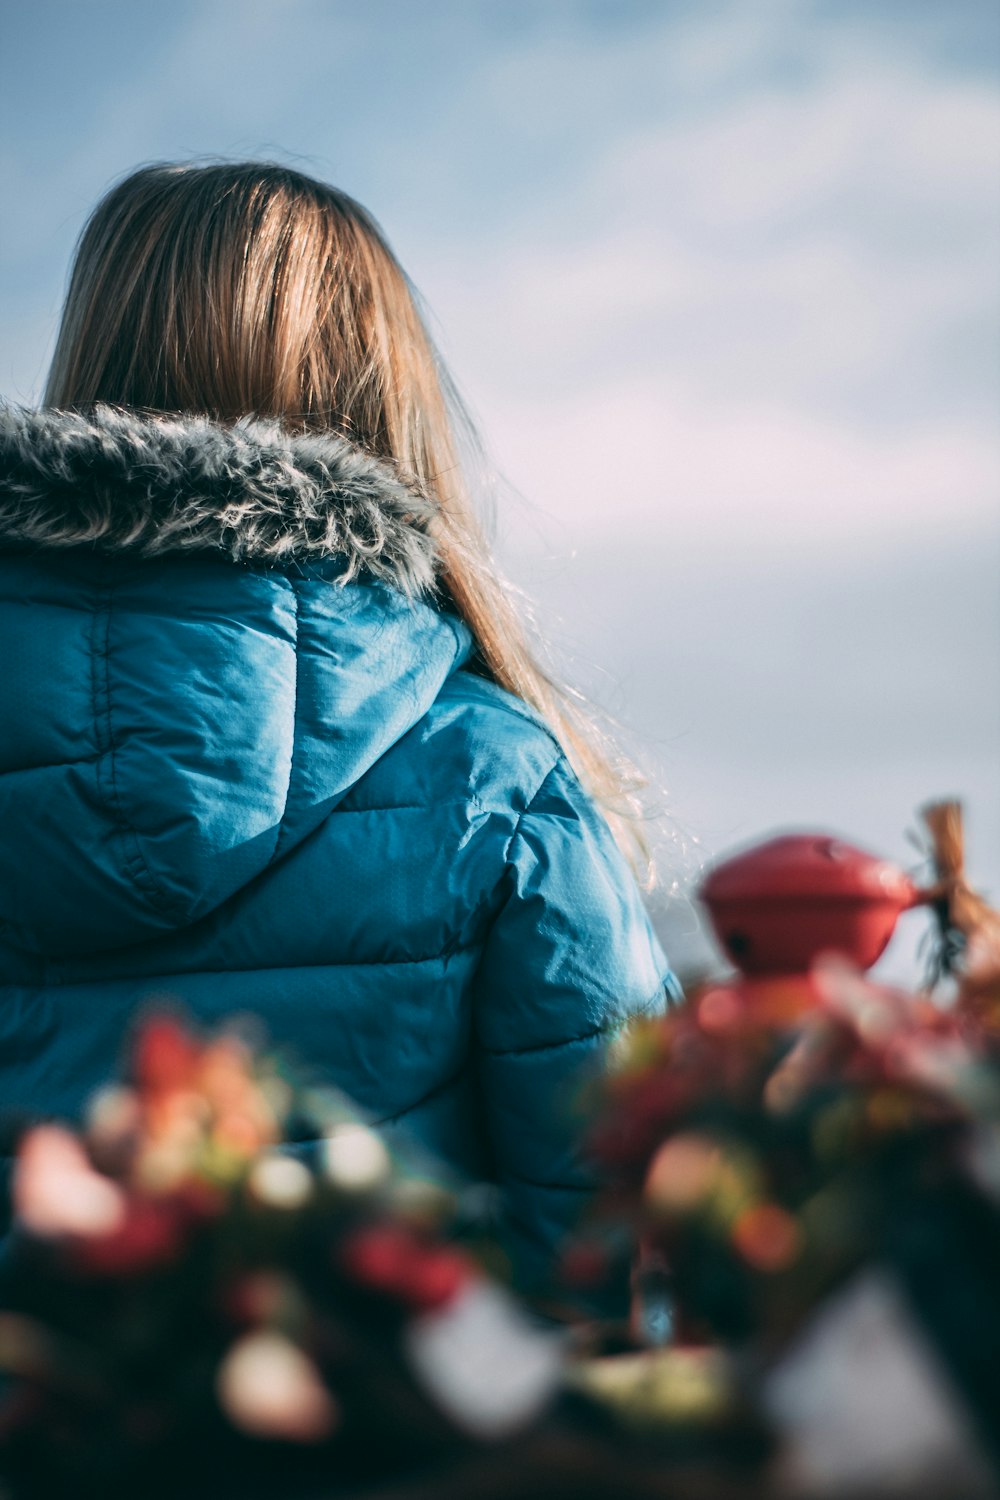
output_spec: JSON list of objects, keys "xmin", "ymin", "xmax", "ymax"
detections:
[{"xmin": 3, "ymin": 0, "xmax": 999, "ymax": 976}]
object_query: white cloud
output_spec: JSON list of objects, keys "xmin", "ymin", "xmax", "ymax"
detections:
[
  {"xmin": 427, "ymin": 52, "xmax": 999, "ymax": 383},
  {"xmin": 414, "ymin": 39, "xmax": 1000, "ymax": 551},
  {"xmin": 483, "ymin": 379, "xmax": 998, "ymax": 553},
  {"xmin": 601, "ymin": 68, "xmax": 1000, "ymax": 240}
]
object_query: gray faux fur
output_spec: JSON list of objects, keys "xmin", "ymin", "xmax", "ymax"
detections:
[{"xmin": 0, "ymin": 404, "xmax": 439, "ymax": 596}]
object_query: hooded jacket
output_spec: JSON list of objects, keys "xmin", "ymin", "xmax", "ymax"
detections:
[{"xmin": 0, "ymin": 404, "xmax": 678, "ymax": 1290}]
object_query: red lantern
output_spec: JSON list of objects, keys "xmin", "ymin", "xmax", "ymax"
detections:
[{"xmin": 700, "ymin": 834, "xmax": 924, "ymax": 978}]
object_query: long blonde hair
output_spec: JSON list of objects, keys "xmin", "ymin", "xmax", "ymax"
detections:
[{"xmin": 45, "ymin": 161, "xmax": 646, "ymax": 868}]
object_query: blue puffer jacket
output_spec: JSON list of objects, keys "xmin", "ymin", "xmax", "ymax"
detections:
[{"xmin": 0, "ymin": 405, "xmax": 678, "ymax": 1291}]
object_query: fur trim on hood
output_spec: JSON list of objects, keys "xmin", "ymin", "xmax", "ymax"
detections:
[{"xmin": 0, "ymin": 404, "xmax": 439, "ymax": 596}]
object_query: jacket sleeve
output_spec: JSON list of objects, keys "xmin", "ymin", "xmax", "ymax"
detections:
[{"xmin": 471, "ymin": 752, "xmax": 681, "ymax": 1299}]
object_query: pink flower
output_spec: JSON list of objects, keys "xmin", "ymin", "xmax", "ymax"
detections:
[{"xmin": 14, "ymin": 1126, "xmax": 127, "ymax": 1239}]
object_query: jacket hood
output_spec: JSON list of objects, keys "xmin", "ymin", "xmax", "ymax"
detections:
[
  {"xmin": 0, "ymin": 403, "xmax": 439, "ymax": 596},
  {"xmin": 0, "ymin": 406, "xmax": 472, "ymax": 956}
]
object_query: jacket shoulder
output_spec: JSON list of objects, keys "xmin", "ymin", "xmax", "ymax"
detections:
[
  {"xmin": 435, "ymin": 671, "xmax": 563, "ymax": 781},
  {"xmin": 350, "ymin": 669, "xmax": 564, "ymax": 820}
]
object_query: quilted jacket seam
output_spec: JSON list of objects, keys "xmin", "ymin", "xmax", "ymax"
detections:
[
  {"xmin": 377, "ymin": 1064, "xmax": 467, "ymax": 1125},
  {"xmin": 501, "ymin": 1170, "xmax": 590, "ymax": 1193},
  {"xmin": 47, "ymin": 943, "xmax": 483, "ymax": 987},
  {"xmin": 335, "ymin": 802, "xmax": 440, "ymax": 814},
  {"xmin": 272, "ymin": 578, "xmax": 300, "ymax": 862},
  {"xmin": 482, "ymin": 984, "xmax": 665, "ymax": 1059},
  {"xmin": 0, "ymin": 752, "xmax": 105, "ymax": 776},
  {"xmin": 91, "ymin": 574, "xmax": 180, "ymax": 916},
  {"xmin": 499, "ymin": 749, "xmax": 564, "ymax": 868}
]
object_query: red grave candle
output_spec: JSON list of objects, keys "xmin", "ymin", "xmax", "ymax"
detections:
[{"xmin": 699, "ymin": 833, "xmax": 924, "ymax": 979}]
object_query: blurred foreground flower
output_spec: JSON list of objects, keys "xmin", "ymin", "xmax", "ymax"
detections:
[
  {"xmin": 0, "ymin": 1012, "xmax": 561, "ymax": 1499},
  {"xmin": 561, "ymin": 806, "xmax": 1000, "ymax": 1495},
  {"xmin": 217, "ymin": 1330, "xmax": 339, "ymax": 1442}
]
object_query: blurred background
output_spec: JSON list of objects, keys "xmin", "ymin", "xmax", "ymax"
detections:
[{"xmin": 3, "ymin": 0, "xmax": 998, "ymax": 981}]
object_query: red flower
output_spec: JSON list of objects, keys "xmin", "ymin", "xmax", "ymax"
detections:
[
  {"xmin": 71, "ymin": 1197, "xmax": 188, "ymax": 1276},
  {"xmin": 133, "ymin": 1016, "xmax": 200, "ymax": 1095},
  {"xmin": 339, "ymin": 1224, "xmax": 470, "ymax": 1310}
]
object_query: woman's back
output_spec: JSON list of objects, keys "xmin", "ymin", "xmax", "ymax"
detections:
[{"xmin": 0, "ymin": 405, "xmax": 674, "ymax": 1291}]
